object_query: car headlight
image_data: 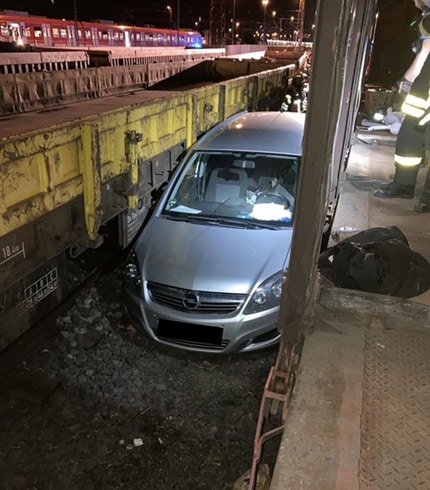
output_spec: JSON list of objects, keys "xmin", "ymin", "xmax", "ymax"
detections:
[
  {"xmin": 244, "ymin": 271, "xmax": 285, "ymax": 314},
  {"xmin": 123, "ymin": 251, "xmax": 142, "ymax": 295}
]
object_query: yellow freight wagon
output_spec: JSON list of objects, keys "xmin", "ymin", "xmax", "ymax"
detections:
[{"xmin": 0, "ymin": 63, "xmax": 293, "ymax": 351}]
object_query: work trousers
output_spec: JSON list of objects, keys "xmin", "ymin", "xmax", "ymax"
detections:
[{"xmin": 393, "ymin": 115, "xmax": 425, "ymax": 186}]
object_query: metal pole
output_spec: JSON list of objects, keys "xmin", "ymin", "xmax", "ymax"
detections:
[
  {"xmin": 276, "ymin": 0, "xmax": 377, "ymax": 349},
  {"xmin": 73, "ymin": 0, "xmax": 78, "ymax": 47},
  {"xmin": 177, "ymin": 0, "xmax": 180, "ymax": 46},
  {"xmin": 232, "ymin": 0, "xmax": 236, "ymax": 44},
  {"xmin": 167, "ymin": 6, "xmax": 173, "ymax": 27},
  {"xmin": 263, "ymin": 8, "xmax": 266, "ymax": 38},
  {"xmin": 262, "ymin": 0, "xmax": 268, "ymax": 44},
  {"xmin": 297, "ymin": 0, "xmax": 305, "ymax": 47}
]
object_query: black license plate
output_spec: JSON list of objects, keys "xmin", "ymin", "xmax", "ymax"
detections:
[{"xmin": 157, "ymin": 319, "xmax": 223, "ymax": 346}]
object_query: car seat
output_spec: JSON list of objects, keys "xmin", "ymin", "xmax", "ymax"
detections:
[{"xmin": 205, "ymin": 168, "xmax": 248, "ymax": 202}]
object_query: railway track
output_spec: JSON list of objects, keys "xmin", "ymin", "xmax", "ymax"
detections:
[{"xmin": 0, "ymin": 241, "xmax": 129, "ymax": 380}]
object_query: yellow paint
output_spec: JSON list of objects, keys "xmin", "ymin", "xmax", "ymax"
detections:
[{"xmin": 0, "ymin": 65, "xmax": 291, "ymax": 240}]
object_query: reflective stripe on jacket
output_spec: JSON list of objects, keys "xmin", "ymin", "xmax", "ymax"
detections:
[
  {"xmin": 401, "ymin": 93, "xmax": 428, "ymax": 118},
  {"xmin": 401, "ymin": 52, "xmax": 430, "ymax": 120},
  {"xmin": 419, "ymin": 110, "xmax": 430, "ymax": 126},
  {"xmin": 394, "ymin": 154, "xmax": 423, "ymax": 166}
]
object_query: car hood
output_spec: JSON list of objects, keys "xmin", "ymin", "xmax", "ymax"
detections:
[{"xmin": 136, "ymin": 217, "xmax": 293, "ymax": 294}]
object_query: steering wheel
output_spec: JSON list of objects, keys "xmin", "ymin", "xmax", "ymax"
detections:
[{"xmin": 255, "ymin": 191, "xmax": 291, "ymax": 208}]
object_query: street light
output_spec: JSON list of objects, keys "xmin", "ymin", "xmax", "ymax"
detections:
[
  {"xmin": 167, "ymin": 5, "xmax": 172, "ymax": 26},
  {"xmin": 262, "ymin": 0, "xmax": 269, "ymax": 43}
]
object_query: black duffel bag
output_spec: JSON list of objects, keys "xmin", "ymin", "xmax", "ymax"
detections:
[{"xmin": 318, "ymin": 226, "xmax": 430, "ymax": 298}]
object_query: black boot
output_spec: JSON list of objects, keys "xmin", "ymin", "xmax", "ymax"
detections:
[
  {"xmin": 414, "ymin": 199, "xmax": 430, "ymax": 212},
  {"xmin": 374, "ymin": 163, "xmax": 419, "ymax": 199},
  {"xmin": 373, "ymin": 182, "xmax": 415, "ymax": 199}
]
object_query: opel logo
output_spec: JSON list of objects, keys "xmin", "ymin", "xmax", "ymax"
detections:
[{"xmin": 183, "ymin": 292, "xmax": 200, "ymax": 310}]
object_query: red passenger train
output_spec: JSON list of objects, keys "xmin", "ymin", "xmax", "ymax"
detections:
[{"xmin": 0, "ymin": 10, "xmax": 203, "ymax": 49}]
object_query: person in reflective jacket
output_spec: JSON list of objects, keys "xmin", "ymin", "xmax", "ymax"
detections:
[
  {"xmin": 280, "ymin": 73, "xmax": 308, "ymax": 113},
  {"xmin": 374, "ymin": 0, "xmax": 430, "ymax": 212}
]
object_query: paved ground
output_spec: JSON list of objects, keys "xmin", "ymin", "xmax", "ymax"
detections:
[{"xmin": 270, "ymin": 131, "xmax": 430, "ymax": 489}]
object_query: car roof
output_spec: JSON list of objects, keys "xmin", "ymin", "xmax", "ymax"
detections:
[{"xmin": 193, "ymin": 111, "xmax": 305, "ymax": 156}]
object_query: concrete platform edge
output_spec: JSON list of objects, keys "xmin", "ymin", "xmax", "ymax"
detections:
[{"xmin": 270, "ymin": 322, "xmax": 365, "ymax": 490}]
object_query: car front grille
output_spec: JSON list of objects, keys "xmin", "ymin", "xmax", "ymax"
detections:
[{"xmin": 147, "ymin": 282, "xmax": 247, "ymax": 314}]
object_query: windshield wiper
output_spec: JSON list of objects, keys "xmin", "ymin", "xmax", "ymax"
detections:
[
  {"xmin": 190, "ymin": 215, "xmax": 280, "ymax": 229},
  {"xmin": 189, "ymin": 215, "xmax": 241, "ymax": 226},
  {"xmin": 162, "ymin": 213, "xmax": 191, "ymax": 221},
  {"xmin": 164, "ymin": 214, "xmax": 245, "ymax": 227},
  {"xmin": 242, "ymin": 221, "xmax": 280, "ymax": 230},
  {"xmin": 162, "ymin": 213, "xmax": 217, "ymax": 224},
  {"xmin": 162, "ymin": 213, "xmax": 281, "ymax": 229}
]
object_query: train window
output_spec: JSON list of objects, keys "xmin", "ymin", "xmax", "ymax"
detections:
[
  {"xmin": 11, "ymin": 26, "xmax": 20, "ymax": 41},
  {"xmin": 100, "ymin": 31, "xmax": 108, "ymax": 40},
  {"xmin": 85, "ymin": 29, "xmax": 91, "ymax": 39},
  {"xmin": 52, "ymin": 28, "xmax": 59, "ymax": 37},
  {"xmin": 34, "ymin": 27, "xmax": 42, "ymax": 38},
  {"xmin": 23, "ymin": 26, "xmax": 31, "ymax": 37},
  {"xmin": 77, "ymin": 29, "xmax": 82, "ymax": 39},
  {"xmin": 60, "ymin": 28, "xmax": 67, "ymax": 38},
  {"xmin": 1, "ymin": 23, "xmax": 8, "ymax": 36},
  {"xmin": 119, "ymin": 32, "xmax": 123, "ymax": 40},
  {"xmin": 136, "ymin": 33, "xmax": 141, "ymax": 40}
]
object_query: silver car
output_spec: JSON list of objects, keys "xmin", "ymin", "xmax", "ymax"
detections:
[{"xmin": 123, "ymin": 111, "xmax": 305, "ymax": 354}]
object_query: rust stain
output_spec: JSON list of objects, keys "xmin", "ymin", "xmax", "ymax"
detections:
[{"xmin": 44, "ymin": 155, "xmax": 53, "ymax": 192}]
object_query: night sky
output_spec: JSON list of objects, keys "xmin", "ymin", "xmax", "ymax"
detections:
[{"xmin": 0, "ymin": 0, "xmax": 317, "ymax": 32}]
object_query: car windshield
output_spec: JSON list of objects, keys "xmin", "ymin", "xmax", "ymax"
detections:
[{"xmin": 162, "ymin": 151, "xmax": 300, "ymax": 226}]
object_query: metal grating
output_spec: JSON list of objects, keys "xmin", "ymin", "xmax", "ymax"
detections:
[{"xmin": 359, "ymin": 327, "xmax": 430, "ymax": 489}]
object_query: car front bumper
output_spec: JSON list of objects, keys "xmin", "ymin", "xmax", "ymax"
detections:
[{"xmin": 122, "ymin": 286, "xmax": 280, "ymax": 354}]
